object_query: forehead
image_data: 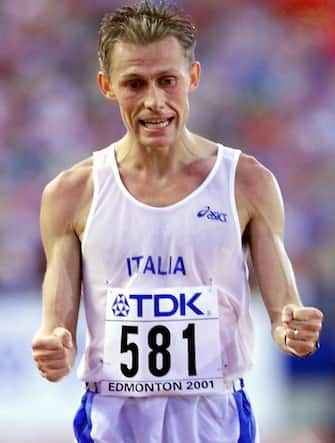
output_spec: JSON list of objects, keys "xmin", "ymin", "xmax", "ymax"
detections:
[{"xmin": 110, "ymin": 36, "xmax": 188, "ymax": 78}]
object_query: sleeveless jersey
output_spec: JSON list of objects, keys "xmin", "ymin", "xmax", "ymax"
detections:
[{"xmin": 77, "ymin": 143, "xmax": 255, "ymax": 390}]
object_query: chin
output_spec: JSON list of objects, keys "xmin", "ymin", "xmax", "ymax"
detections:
[{"xmin": 140, "ymin": 136, "xmax": 176, "ymax": 150}]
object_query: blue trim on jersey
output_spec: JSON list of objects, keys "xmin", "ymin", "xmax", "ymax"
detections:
[
  {"xmin": 73, "ymin": 390, "xmax": 95, "ymax": 443},
  {"xmin": 233, "ymin": 387, "xmax": 256, "ymax": 443}
]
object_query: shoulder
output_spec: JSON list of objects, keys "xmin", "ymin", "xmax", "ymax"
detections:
[
  {"xmin": 236, "ymin": 153, "xmax": 284, "ymax": 226},
  {"xmin": 41, "ymin": 157, "xmax": 93, "ymax": 231},
  {"xmin": 43, "ymin": 157, "xmax": 92, "ymax": 202},
  {"xmin": 236, "ymin": 153, "xmax": 278, "ymax": 193}
]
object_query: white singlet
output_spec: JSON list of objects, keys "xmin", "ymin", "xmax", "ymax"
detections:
[
  {"xmin": 74, "ymin": 143, "xmax": 258, "ymax": 443},
  {"xmin": 78, "ymin": 143, "xmax": 254, "ymax": 386}
]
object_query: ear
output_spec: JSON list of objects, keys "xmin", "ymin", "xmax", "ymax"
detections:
[
  {"xmin": 189, "ymin": 62, "xmax": 201, "ymax": 92},
  {"xmin": 97, "ymin": 71, "xmax": 116, "ymax": 101}
]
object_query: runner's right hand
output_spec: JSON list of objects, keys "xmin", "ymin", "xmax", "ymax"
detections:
[{"xmin": 32, "ymin": 327, "xmax": 74, "ymax": 382}]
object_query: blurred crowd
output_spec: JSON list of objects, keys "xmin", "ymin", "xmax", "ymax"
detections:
[
  {"xmin": 1, "ymin": 0, "xmax": 334, "ymax": 321},
  {"xmin": 1, "ymin": 0, "xmax": 334, "ymax": 440},
  {"xmin": 2, "ymin": 0, "xmax": 335, "ymax": 347},
  {"xmin": 1, "ymin": 0, "xmax": 334, "ymax": 293}
]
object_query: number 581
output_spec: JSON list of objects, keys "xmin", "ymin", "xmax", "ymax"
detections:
[{"xmin": 120, "ymin": 324, "xmax": 197, "ymax": 378}]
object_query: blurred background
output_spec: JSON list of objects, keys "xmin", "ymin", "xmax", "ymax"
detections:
[{"xmin": 0, "ymin": 0, "xmax": 334, "ymax": 442}]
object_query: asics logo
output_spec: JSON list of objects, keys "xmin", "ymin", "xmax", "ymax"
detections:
[{"xmin": 197, "ymin": 206, "xmax": 227, "ymax": 223}]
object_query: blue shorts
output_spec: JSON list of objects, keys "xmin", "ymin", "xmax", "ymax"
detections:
[{"xmin": 73, "ymin": 380, "xmax": 257, "ymax": 443}]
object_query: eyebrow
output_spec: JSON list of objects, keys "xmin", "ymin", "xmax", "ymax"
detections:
[{"xmin": 120, "ymin": 69, "xmax": 179, "ymax": 80}]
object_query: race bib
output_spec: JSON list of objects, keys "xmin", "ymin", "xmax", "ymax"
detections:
[{"xmin": 103, "ymin": 286, "xmax": 225, "ymax": 396}]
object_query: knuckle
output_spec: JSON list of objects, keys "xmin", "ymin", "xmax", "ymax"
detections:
[
  {"xmin": 309, "ymin": 323, "xmax": 320, "ymax": 332},
  {"xmin": 301, "ymin": 342, "xmax": 313, "ymax": 353},
  {"xmin": 46, "ymin": 375, "xmax": 56, "ymax": 382},
  {"xmin": 46, "ymin": 372, "xmax": 61, "ymax": 382},
  {"xmin": 311, "ymin": 330, "xmax": 319, "ymax": 340},
  {"xmin": 32, "ymin": 353, "xmax": 40, "ymax": 362}
]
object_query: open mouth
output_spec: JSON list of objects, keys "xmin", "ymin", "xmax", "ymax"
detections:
[{"xmin": 139, "ymin": 117, "xmax": 174, "ymax": 129}]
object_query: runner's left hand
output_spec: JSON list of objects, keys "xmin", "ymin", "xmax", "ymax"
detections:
[{"xmin": 282, "ymin": 304, "xmax": 323, "ymax": 357}]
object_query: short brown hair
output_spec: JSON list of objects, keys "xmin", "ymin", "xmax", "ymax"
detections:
[{"xmin": 98, "ymin": 0, "xmax": 196, "ymax": 76}]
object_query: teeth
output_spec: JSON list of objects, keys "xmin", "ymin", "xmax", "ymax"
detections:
[{"xmin": 143, "ymin": 119, "xmax": 170, "ymax": 129}]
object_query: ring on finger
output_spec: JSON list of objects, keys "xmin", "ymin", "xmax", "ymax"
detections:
[{"xmin": 294, "ymin": 328, "xmax": 299, "ymax": 337}]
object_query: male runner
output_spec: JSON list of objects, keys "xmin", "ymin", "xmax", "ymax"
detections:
[{"xmin": 32, "ymin": 2, "xmax": 323, "ymax": 442}]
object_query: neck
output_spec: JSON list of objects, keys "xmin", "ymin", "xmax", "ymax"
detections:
[{"xmin": 115, "ymin": 129, "xmax": 199, "ymax": 178}]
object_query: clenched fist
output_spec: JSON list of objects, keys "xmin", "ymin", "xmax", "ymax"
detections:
[
  {"xmin": 32, "ymin": 327, "xmax": 75, "ymax": 382},
  {"xmin": 282, "ymin": 304, "xmax": 323, "ymax": 358}
]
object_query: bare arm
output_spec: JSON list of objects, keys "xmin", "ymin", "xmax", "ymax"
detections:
[
  {"xmin": 32, "ymin": 169, "xmax": 84, "ymax": 381},
  {"xmin": 240, "ymin": 156, "xmax": 323, "ymax": 357}
]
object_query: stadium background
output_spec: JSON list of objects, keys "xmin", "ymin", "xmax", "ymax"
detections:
[{"xmin": 0, "ymin": 0, "xmax": 334, "ymax": 442}]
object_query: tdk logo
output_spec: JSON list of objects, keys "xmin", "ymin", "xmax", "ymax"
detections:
[
  {"xmin": 197, "ymin": 206, "xmax": 227, "ymax": 223},
  {"xmin": 112, "ymin": 292, "xmax": 205, "ymax": 317},
  {"xmin": 112, "ymin": 294, "xmax": 130, "ymax": 317}
]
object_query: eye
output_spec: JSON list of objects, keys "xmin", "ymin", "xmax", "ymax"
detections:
[
  {"xmin": 159, "ymin": 76, "xmax": 176, "ymax": 87},
  {"xmin": 128, "ymin": 79, "xmax": 144, "ymax": 90}
]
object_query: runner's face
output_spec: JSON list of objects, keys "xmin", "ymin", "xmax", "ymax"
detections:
[{"xmin": 103, "ymin": 36, "xmax": 199, "ymax": 149}]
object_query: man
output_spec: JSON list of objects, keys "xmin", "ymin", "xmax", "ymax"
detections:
[{"xmin": 32, "ymin": 1, "xmax": 323, "ymax": 442}]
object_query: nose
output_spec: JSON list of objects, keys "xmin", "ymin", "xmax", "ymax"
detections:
[{"xmin": 144, "ymin": 84, "xmax": 164, "ymax": 111}]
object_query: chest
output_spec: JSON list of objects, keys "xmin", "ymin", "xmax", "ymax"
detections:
[
  {"xmin": 117, "ymin": 171, "xmax": 248, "ymax": 236},
  {"xmin": 118, "ymin": 160, "xmax": 215, "ymax": 208},
  {"xmin": 83, "ymin": 177, "xmax": 242, "ymax": 284}
]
